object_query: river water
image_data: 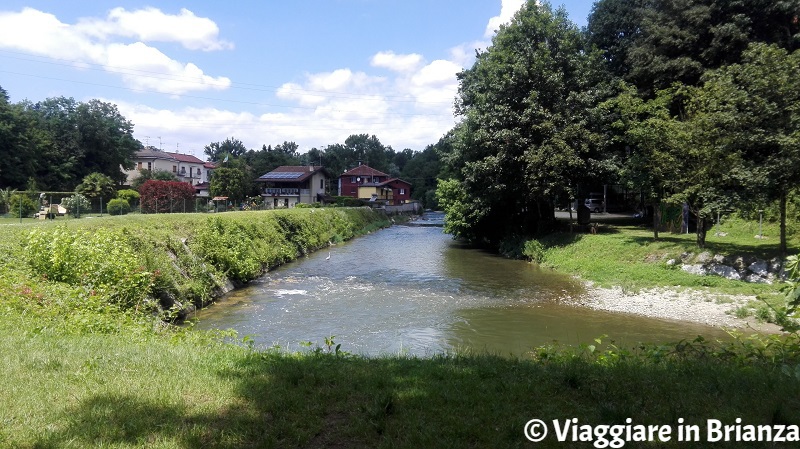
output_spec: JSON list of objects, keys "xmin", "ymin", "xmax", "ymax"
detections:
[{"xmin": 193, "ymin": 213, "xmax": 732, "ymax": 357}]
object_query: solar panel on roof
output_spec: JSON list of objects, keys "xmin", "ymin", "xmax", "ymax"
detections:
[{"xmin": 263, "ymin": 171, "xmax": 303, "ymax": 180}]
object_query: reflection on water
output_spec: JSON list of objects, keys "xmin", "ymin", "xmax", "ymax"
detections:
[{"xmin": 193, "ymin": 214, "xmax": 734, "ymax": 357}]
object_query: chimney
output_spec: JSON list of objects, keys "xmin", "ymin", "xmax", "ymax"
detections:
[{"xmin": 357, "ymin": 160, "xmax": 362, "ymax": 166}]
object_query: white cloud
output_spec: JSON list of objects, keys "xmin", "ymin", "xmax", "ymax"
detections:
[
  {"xmin": 77, "ymin": 7, "xmax": 232, "ymax": 51},
  {"xmin": 484, "ymin": 0, "xmax": 525, "ymax": 37},
  {"xmin": 371, "ymin": 51, "xmax": 423, "ymax": 72},
  {"xmin": 0, "ymin": 7, "xmax": 231, "ymax": 94}
]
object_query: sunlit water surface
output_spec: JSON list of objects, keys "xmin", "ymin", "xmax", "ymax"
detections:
[{"xmin": 193, "ymin": 213, "xmax": 733, "ymax": 356}]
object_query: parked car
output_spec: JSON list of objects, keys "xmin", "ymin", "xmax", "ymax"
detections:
[{"xmin": 584, "ymin": 198, "xmax": 604, "ymax": 213}]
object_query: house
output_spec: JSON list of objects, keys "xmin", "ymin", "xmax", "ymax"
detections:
[
  {"xmin": 338, "ymin": 163, "xmax": 411, "ymax": 205},
  {"xmin": 124, "ymin": 148, "xmax": 210, "ymax": 187},
  {"xmin": 255, "ymin": 165, "xmax": 331, "ymax": 208}
]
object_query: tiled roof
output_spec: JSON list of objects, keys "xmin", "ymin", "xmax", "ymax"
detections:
[
  {"xmin": 135, "ymin": 149, "xmax": 206, "ymax": 164},
  {"xmin": 167, "ymin": 152, "xmax": 205, "ymax": 164},
  {"xmin": 341, "ymin": 164, "xmax": 389, "ymax": 177}
]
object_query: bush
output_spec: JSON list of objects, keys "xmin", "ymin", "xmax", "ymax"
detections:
[
  {"xmin": 523, "ymin": 239, "xmax": 546, "ymax": 263},
  {"xmin": 61, "ymin": 194, "xmax": 91, "ymax": 218},
  {"xmin": 139, "ymin": 180, "xmax": 196, "ymax": 213},
  {"xmin": 117, "ymin": 189, "xmax": 140, "ymax": 206},
  {"xmin": 8, "ymin": 194, "xmax": 38, "ymax": 218},
  {"xmin": 107, "ymin": 198, "xmax": 131, "ymax": 216}
]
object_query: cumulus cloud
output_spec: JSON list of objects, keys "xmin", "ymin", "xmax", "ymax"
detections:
[
  {"xmin": 78, "ymin": 7, "xmax": 233, "ymax": 51},
  {"xmin": 484, "ymin": 0, "xmax": 525, "ymax": 37},
  {"xmin": 371, "ymin": 51, "xmax": 423, "ymax": 72},
  {"xmin": 0, "ymin": 7, "xmax": 231, "ymax": 94}
]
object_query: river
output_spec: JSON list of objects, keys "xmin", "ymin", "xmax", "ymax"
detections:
[{"xmin": 193, "ymin": 213, "xmax": 733, "ymax": 357}]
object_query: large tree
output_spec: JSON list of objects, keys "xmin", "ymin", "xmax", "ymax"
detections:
[
  {"xmin": 687, "ymin": 43, "xmax": 800, "ymax": 254},
  {"xmin": 204, "ymin": 137, "xmax": 248, "ymax": 162},
  {"xmin": 438, "ymin": 1, "xmax": 604, "ymax": 244}
]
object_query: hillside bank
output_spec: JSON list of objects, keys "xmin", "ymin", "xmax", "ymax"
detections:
[{"xmin": 0, "ymin": 207, "xmax": 390, "ymax": 328}]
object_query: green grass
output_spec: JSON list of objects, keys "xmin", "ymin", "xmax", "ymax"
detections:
[
  {"xmin": 2, "ymin": 211, "xmax": 800, "ymax": 447},
  {"xmin": 538, "ymin": 217, "xmax": 795, "ymax": 297},
  {"xmin": 2, "ymin": 313, "xmax": 800, "ymax": 449}
]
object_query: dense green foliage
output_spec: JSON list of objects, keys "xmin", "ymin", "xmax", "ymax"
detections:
[
  {"xmin": 7, "ymin": 193, "xmax": 38, "ymax": 218},
  {"xmin": 76, "ymin": 172, "xmax": 117, "ymax": 200},
  {"xmin": 439, "ymin": 2, "xmax": 607, "ymax": 244},
  {"xmin": 437, "ymin": 0, "xmax": 800, "ymax": 253},
  {"xmin": 1, "ymin": 208, "xmax": 389, "ymax": 322},
  {"xmin": 0, "ymin": 92, "xmax": 139, "ymax": 190},
  {"xmin": 106, "ymin": 198, "xmax": 131, "ymax": 215}
]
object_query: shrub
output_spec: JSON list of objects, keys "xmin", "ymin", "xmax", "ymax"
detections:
[
  {"xmin": 523, "ymin": 239, "xmax": 546, "ymax": 263},
  {"xmin": 8, "ymin": 194, "xmax": 38, "ymax": 218},
  {"xmin": 117, "ymin": 189, "xmax": 140, "ymax": 206},
  {"xmin": 61, "ymin": 194, "xmax": 91, "ymax": 217},
  {"xmin": 24, "ymin": 227, "xmax": 155, "ymax": 308},
  {"xmin": 107, "ymin": 198, "xmax": 131, "ymax": 216},
  {"xmin": 139, "ymin": 180, "xmax": 196, "ymax": 213}
]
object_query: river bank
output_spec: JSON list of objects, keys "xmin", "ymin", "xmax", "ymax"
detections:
[{"xmin": 574, "ymin": 282, "xmax": 783, "ymax": 333}]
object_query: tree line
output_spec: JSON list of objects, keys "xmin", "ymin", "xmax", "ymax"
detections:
[
  {"xmin": 436, "ymin": 0, "xmax": 800, "ymax": 255},
  {"xmin": 0, "ymin": 85, "xmax": 443, "ymax": 211}
]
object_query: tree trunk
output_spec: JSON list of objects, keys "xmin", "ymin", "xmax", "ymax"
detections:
[
  {"xmin": 780, "ymin": 189, "xmax": 787, "ymax": 258},
  {"xmin": 652, "ymin": 201, "xmax": 660, "ymax": 240},
  {"xmin": 696, "ymin": 215, "xmax": 707, "ymax": 248}
]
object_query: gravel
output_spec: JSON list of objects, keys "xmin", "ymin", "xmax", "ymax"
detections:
[{"xmin": 572, "ymin": 281, "xmax": 782, "ymax": 333}]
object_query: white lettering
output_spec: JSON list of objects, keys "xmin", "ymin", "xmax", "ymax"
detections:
[
  {"xmin": 552, "ymin": 418, "xmax": 573, "ymax": 441},
  {"xmin": 708, "ymin": 419, "xmax": 722, "ymax": 442}
]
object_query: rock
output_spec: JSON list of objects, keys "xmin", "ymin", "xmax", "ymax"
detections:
[
  {"xmin": 709, "ymin": 264, "xmax": 741, "ymax": 280},
  {"xmin": 769, "ymin": 257, "xmax": 783, "ymax": 274},
  {"xmin": 680, "ymin": 252, "xmax": 693, "ymax": 261},
  {"xmin": 746, "ymin": 274, "xmax": 770, "ymax": 284},
  {"xmin": 748, "ymin": 260, "xmax": 769, "ymax": 277},
  {"xmin": 696, "ymin": 251, "xmax": 713, "ymax": 264},
  {"xmin": 713, "ymin": 254, "xmax": 726, "ymax": 264},
  {"xmin": 681, "ymin": 264, "xmax": 707, "ymax": 276},
  {"xmin": 666, "ymin": 259, "xmax": 677, "ymax": 266}
]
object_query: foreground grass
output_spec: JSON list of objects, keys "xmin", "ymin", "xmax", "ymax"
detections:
[{"xmin": 2, "ymin": 312, "xmax": 799, "ymax": 449}]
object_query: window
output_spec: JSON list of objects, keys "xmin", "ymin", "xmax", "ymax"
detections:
[
  {"xmin": 147, "ymin": 162, "xmax": 152, "ymax": 171},
  {"xmin": 351, "ymin": 176, "xmax": 356, "ymax": 183},
  {"xmin": 137, "ymin": 162, "xmax": 142, "ymax": 170},
  {"xmin": 399, "ymin": 188, "xmax": 405, "ymax": 195},
  {"xmin": 189, "ymin": 167, "xmax": 193, "ymax": 177},
  {"xmin": 180, "ymin": 167, "xmax": 186, "ymax": 174},
  {"xmin": 172, "ymin": 165, "xmax": 177, "ymax": 173},
  {"xmin": 320, "ymin": 179, "xmax": 324, "ymax": 189}
]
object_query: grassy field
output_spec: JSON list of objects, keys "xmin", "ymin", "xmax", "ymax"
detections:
[
  {"xmin": 2, "ymin": 313, "xmax": 800, "ymax": 449},
  {"xmin": 1, "ymin": 211, "xmax": 799, "ymax": 448}
]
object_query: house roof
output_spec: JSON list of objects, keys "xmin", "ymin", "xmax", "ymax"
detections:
[
  {"xmin": 256, "ymin": 165, "xmax": 328, "ymax": 183},
  {"xmin": 378, "ymin": 178, "xmax": 411, "ymax": 187},
  {"xmin": 167, "ymin": 152, "xmax": 205, "ymax": 164},
  {"xmin": 135, "ymin": 149, "xmax": 206, "ymax": 164},
  {"xmin": 341, "ymin": 164, "xmax": 388, "ymax": 178}
]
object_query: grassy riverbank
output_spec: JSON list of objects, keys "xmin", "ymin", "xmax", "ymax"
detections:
[
  {"xmin": 2, "ymin": 311, "xmax": 800, "ymax": 448},
  {"xmin": 2, "ymin": 210, "xmax": 800, "ymax": 447},
  {"xmin": 522, "ymin": 217, "xmax": 798, "ymax": 322}
]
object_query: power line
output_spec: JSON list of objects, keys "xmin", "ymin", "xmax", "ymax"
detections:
[{"xmin": 0, "ymin": 49, "xmax": 456, "ymax": 106}]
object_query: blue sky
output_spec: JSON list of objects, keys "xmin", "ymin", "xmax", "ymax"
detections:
[{"xmin": 0, "ymin": 1, "xmax": 594, "ymax": 158}]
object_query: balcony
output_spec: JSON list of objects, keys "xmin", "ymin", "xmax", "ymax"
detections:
[{"xmin": 264, "ymin": 188, "xmax": 299, "ymax": 196}]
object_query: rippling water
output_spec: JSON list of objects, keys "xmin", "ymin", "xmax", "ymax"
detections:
[{"xmin": 193, "ymin": 213, "xmax": 733, "ymax": 356}]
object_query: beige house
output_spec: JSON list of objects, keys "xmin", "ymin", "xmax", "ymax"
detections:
[
  {"xmin": 255, "ymin": 165, "xmax": 330, "ymax": 208},
  {"xmin": 124, "ymin": 148, "xmax": 210, "ymax": 187}
]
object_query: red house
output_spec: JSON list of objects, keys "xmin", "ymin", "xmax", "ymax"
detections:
[{"xmin": 338, "ymin": 163, "xmax": 411, "ymax": 205}]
